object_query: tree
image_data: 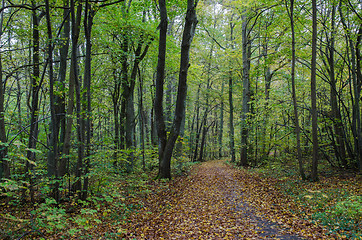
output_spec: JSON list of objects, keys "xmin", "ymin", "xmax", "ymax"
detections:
[
  {"xmin": 155, "ymin": 0, "xmax": 198, "ymax": 179},
  {"xmin": 0, "ymin": 0, "xmax": 9, "ymax": 179},
  {"xmin": 287, "ymin": 0, "xmax": 305, "ymax": 180},
  {"xmin": 26, "ymin": 1, "xmax": 44, "ymax": 202},
  {"xmin": 228, "ymin": 16, "xmax": 236, "ymax": 163},
  {"xmin": 239, "ymin": 8, "xmax": 251, "ymax": 167},
  {"xmin": 310, "ymin": 0, "xmax": 319, "ymax": 181}
]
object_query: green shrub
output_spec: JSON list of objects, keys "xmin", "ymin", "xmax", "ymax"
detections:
[
  {"xmin": 31, "ymin": 198, "xmax": 67, "ymax": 233},
  {"xmin": 331, "ymin": 195, "xmax": 362, "ymax": 220}
]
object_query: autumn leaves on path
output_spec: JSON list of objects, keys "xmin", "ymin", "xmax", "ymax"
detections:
[{"xmin": 123, "ymin": 161, "xmax": 330, "ymax": 239}]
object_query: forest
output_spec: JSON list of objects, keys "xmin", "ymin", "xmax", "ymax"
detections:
[{"xmin": 0, "ymin": 0, "xmax": 361, "ymax": 239}]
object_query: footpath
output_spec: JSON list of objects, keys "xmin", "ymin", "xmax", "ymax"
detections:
[{"xmin": 122, "ymin": 160, "xmax": 333, "ymax": 239}]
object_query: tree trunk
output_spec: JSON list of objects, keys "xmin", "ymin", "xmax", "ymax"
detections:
[
  {"xmin": 69, "ymin": 0, "xmax": 83, "ymax": 194},
  {"xmin": 62, "ymin": 0, "xmax": 82, "ymax": 180},
  {"xmin": 228, "ymin": 19, "xmax": 236, "ymax": 163},
  {"xmin": 45, "ymin": 0, "xmax": 60, "ymax": 200},
  {"xmin": 82, "ymin": 0, "xmax": 94, "ymax": 200},
  {"xmin": 240, "ymin": 13, "xmax": 251, "ymax": 167},
  {"xmin": 155, "ymin": 0, "xmax": 198, "ymax": 179},
  {"xmin": 218, "ymin": 82, "xmax": 224, "ymax": 158},
  {"xmin": 355, "ymin": 26, "xmax": 362, "ymax": 173},
  {"xmin": 138, "ymin": 69, "xmax": 146, "ymax": 171},
  {"xmin": 310, "ymin": 0, "xmax": 319, "ymax": 181},
  {"xmin": 0, "ymin": 55, "xmax": 9, "ymax": 179},
  {"xmin": 289, "ymin": 0, "xmax": 306, "ymax": 180},
  {"xmin": 191, "ymin": 85, "xmax": 201, "ymax": 162},
  {"xmin": 198, "ymin": 45, "xmax": 213, "ymax": 162},
  {"xmin": 57, "ymin": 1, "xmax": 70, "ymax": 177},
  {"xmin": 112, "ymin": 66, "xmax": 121, "ymax": 165},
  {"xmin": 0, "ymin": 1, "xmax": 9, "ymax": 179},
  {"xmin": 327, "ymin": 5, "xmax": 347, "ymax": 167},
  {"xmin": 26, "ymin": 5, "xmax": 42, "ymax": 202},
  {"xmin": 338, "ymin": 3, "xmax": 360, "ymax": 169}
]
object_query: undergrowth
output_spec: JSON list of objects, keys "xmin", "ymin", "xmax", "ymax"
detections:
[
  {"xmin": 249, "ymin": 160, "xmax": 362, "ymax": 239},
  {"xmin": 0, "ymin": 151, "xmax": 196, "ymax": 239}
]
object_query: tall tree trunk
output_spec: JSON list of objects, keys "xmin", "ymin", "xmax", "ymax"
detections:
[
  {"xmin": 165, "ymin": 78, "xmax": 173, "ymax": 131},
  {"xmin": 155, "ymin": 0, "xmax": 198, "ymax": 179},
  {"xmin": 191, "ymin": 85, "xmax": 201, "ymax": 162},
  {"xmin": 310, "ymin": 0, "xmax": 319, "ymax": 181},
  {"xmin": 138, "ymin": 69, "xmax": 146, "ymax": 171},
  {"xmin": 218, "ymin": 82, "xmax": 224, "ymax": 158},
  {"xmin": 82, "ymin": 0, "xmax": 94, "ymax": 200},
  {"xmin": 0, "ymin": 0, "xmax": 9, "ymax": 179},
  {"xmin": 154, "ymin": 0, "xmax": 168, "ymax": 177},
  {"xmin": 57, "ymin": 1, "xmax": 70, "ymax": 177},
  {"xmin": 228, "ymin": 70, "xmax": 235, "ymax": 163},
  {"xmin": 327, "ymin": 4, "xmax": 347, "ymax": 167},
  {"xmin": 0, "ymin": 55, "xmax": 9, "ymax": 179},
  {"xmin": 198, "ymin": 44, "xmax": 213, "ymax": 162},
  {"xmin": 67, "ymin": 0, "xmax": 82, "ymax": 193},
  {"xmin": 198, "ymin": 120, "xmax": 208, "ymax": 162},
  {"xmin": 228, "ymin": 19, "xmax": 236, "ymax": 163},
  {"xmin": 62, "ymin": 0, "xmax": 81, "ymax": 177},
  {"xmin": 288, "ymin": 0, "xmax": 305, "ymax": 180},
  {"xmin": 240, "ymin": 13, "xmax": 251, "ymax": 167},
  {"xmin": 112, "ymin": 66, "xmax": 121, "ymax": 165},
  {"xmin": 355, "ymin": 26, "xmax": 362, "ymax": 173},
  {"xmin": 123, "ymin": 34, "xmax": 152, "ymax": 173},
  {"xmin": 338, "ymin": 3, "xmax": 360, "ymax": 169},
  {"xmin": 45, "ymin": 0, "xmax": 60, "ymax": 200},
  {"xmin": 26, "ymin": 5, "xmax": 42, "ymax": 202}
]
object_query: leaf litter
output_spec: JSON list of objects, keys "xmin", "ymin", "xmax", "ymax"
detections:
[{"xmin": 121, "ymin": 160, "xmax": 338, "ymax": 239}]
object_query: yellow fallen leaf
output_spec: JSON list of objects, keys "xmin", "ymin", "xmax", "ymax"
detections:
[{"xmin": 117, "ymin": 228, "xmax": 127, "ymax": 233}]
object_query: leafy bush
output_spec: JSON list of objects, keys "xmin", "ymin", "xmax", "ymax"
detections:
[
  {"xmin": 31, "ymin": 198, "xmax": 67, "ymax": 233},
  {"xmin": 331, "ymin": 195, "xmax": 362, "ymax": 220}
]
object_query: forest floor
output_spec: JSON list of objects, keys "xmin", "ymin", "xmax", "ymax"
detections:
[
  {"xmin": 1, "ymin": 159, "xmax": 361, "ymax": 239},
  {"xmin": 120, "ymin": 160, "xmax": 341, "ymax": 239}
]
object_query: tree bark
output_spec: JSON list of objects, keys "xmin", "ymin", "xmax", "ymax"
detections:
[
  {"xmin": 26, "ymin": 4, "xmax": 42, "ymax": 202},
  {"xmin": 67, "ymin": 0, "xmax": 83, "ymax": 193},
  {"xmin": 228, "ymin": 19, "xmax": 236, "ymax": 163},
  {"xmin": 228, "ymin": 70, "xmax": 235, "ymax": 163},
  {"xmin": 82, "ymin": 0, "xmax": 94, "ymax": 200},
  {"xmin": 62, "ymin": 0, "xmax": 81, "ymax": 176},
  {"xmin": 218, "ymin": 82, "xmax": 224, "ymax": 158},
  {"xmin": 288, "ymin": 0, "xmax": 305, "ymax": 180},
  {"xmin": 339, "ymin": 2, "xmax": 361, "ymax": 172},
  {"xmin": 155, "ymin": 0, "xmax": 198, "ymax": 179},
  {"xmin": 154, "ymin": 0, "xmax": 168, "ymax": 176},
  {"xmin": 311, "ymin": 0, "xmax": 319, "ymax": 181},
  {"xmin": 0, "ymin": 1, "xmax": 9, "ymax": 179},
  {"xmin": 0, "ymin": 55, "xmax": 9, "ymax": 179},
  {"xmin": 327, "ymin": 4, "xmax": 347, "ymax": 167},
  {"xmin": 240, "ymin": 12, "xmax": 251, "ymax": 167},
  {"xmin": 45, "ymin": 0, "xmax": 60, "ymax": 200},
  {"xmin": 57, "ymin": 1, "xmax": 70, "ymax": 177}
]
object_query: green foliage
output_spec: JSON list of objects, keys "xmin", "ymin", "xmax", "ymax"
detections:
[
  {"xmin": 31, "ymin": 198, "xmax": 67, "ymax": 234},
  {"xmin": 332, "ymin": 195, "xmax": 362, "ymax": 220},
  {"xmin": 72, "ymin": 208, "xmax": 101, "ymax": 231},
  {"xmin": 311, "ymin": 195, "xmax": 362, "ymax": 238},
  {"xmin": 0, "ymin": 179, "xmax": 23, "ymax": 199}
]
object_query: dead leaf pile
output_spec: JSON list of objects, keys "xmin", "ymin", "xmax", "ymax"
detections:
[{"xmin": 120, "ymin": 160, "xmax": 338, "ymax": 239}]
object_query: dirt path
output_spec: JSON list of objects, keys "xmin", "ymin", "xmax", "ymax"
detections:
[{"xmin": 123, "ymin": 160, "xmax": 331, "ymax": 239}]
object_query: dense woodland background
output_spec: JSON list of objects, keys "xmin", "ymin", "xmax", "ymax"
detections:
[{"xmin": 0, "ymin": 0, "xmax": 361, "ymax": 238}]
